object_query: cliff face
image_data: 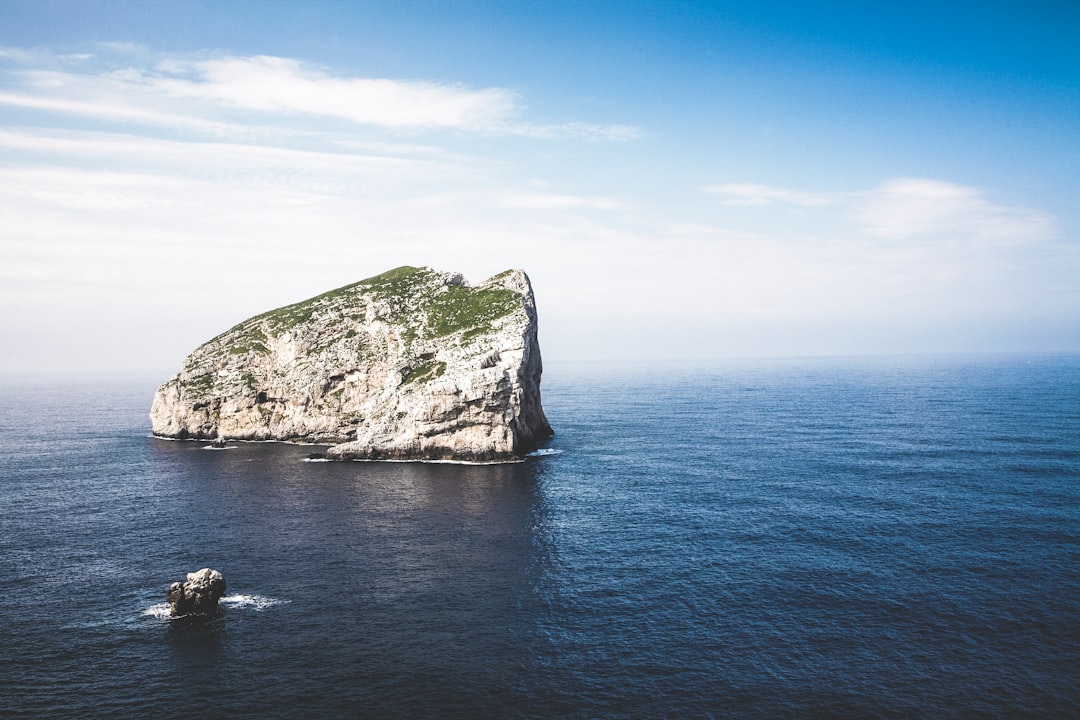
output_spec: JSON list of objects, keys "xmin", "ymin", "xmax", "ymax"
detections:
[{"xmin": 150, "ymin": 266, "xmax": 552, "ymax": 462}]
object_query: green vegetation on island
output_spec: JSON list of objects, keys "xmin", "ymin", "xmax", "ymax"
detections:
[{"xmin": 202, "ymin": 266, "xmax": 521, "ymax": 355}]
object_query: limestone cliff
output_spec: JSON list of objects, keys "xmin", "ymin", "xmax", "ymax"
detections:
[{"xmin": 150, "ymin": 266, "xmax": 552, "ymax": 462}]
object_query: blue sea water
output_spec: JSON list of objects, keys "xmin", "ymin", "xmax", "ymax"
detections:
[{"xmin": 1, "ymin": 355, "xmax": 1078, "ymax": 719}]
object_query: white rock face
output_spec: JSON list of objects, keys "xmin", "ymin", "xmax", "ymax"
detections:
[{"xmin": 150, "ymin": 267, "xmax": 552, "ymax": 462}]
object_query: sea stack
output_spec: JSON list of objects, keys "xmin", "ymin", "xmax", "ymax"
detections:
[
  {"xmin": 167, "ymin": 568, "xmax": 226, "ymax": 617},
  {"xmin": 150, "ymin": 267, "xmax": 553, "ymax": 462}
]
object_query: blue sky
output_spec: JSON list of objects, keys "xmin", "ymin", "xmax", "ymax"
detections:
[{"xmin": 1, "ymin": 1, "xmax": 1077, "ymax": 373}]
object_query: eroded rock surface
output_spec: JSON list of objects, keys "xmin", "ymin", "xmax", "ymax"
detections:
[
  {"xmin": 150, "ymin": 267, "xmax": 552, "ymax": 462},
  {"xmin": 167, "ymin": 568, "xmax": 226, "ymax": 617}
]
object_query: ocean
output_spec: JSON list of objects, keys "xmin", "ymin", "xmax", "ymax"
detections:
[{"xmin": 1, "ymin": 354, "xmax": 1078, "ymax": 719}]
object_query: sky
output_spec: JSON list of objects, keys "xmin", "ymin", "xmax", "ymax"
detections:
[{"xmin": 1, "ymin": 0, "xmax": 1078, "ymax": 374}]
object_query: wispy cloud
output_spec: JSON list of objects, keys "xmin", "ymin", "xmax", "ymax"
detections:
[
  {"xmin": 509, "ymin": 121, "xmax": 642, "ymax": 141},
  {"xmin": 850, "ymin": 178, "xmax": 1054, "ymax": 241},
  {"xmin": 703, "ymin": 182, "xmax": 839, "ymax": 207},
  {"xmin": 500, "ymin": 191, "xmax": 624, "ymax": 210},
  {"xmin": 0, "ymin": 47, "xmax": 639, "ymax": 139},
  {"xmin": 154, "ymin": 55, "xmax": 519, "ymax": 130},
  {"xmin": 0, "ymin": 90, "xmax": 244, "ymax": 134},
  {"xmin": 705, "ymin": 178, "xmax": 1054, "ymax": 242}
]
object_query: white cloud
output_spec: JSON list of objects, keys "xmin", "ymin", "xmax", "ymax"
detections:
[
  {"xmin": 0, "ymin": 127, "xmax": 452, "ymax": 182},
  {"xmin": 0, "ymin": 47, "xmax": 35, "ymax": 62},
  {"xmin": 703, "ymin": 182, "xmax": 839, "ymax": 207},
  {"xmin": 500, "ymin": 191, "xmax": 624, "ymax": 210},
  {"xmin": 510, "ymin": 121, "xmax": 642, "ymax": 141},
  {"xmin": 154, "ymin": 55, "xmax": 518, "ymax": 130},
  {"xmin": 0, "ymin": 90, "xmax": 243, "ymax": 134},
  {"xmin": 0, "ymin": 48, "xmax": 639, "ymax": 138},
  {"xmin": 850, "ymin": 177, "xmax": 1054, "ymax": 241},
  {"xmin": 705, "ymin": 178, "xmax": 1055, "ymax": 243}
]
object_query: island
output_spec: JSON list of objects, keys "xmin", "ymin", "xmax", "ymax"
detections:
[{"xmin": 150, "ymin": 266, "xmax": 553, "ymax": 462}]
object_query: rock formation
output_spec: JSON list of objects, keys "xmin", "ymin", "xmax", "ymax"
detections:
[
  {"xmin": 150, "ymin": 266, "xmax": 553, "ymax": 462},
  {"xmin": 167, "ymin": 568, "xmax": 226, "ymax": 617}
]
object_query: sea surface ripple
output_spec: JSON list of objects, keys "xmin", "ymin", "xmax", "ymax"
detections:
[{"xmin": 0, "ymin": 355, "xmax": 1077, "ymax": 718}]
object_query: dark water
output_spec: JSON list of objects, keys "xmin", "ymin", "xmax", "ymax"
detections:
[{"xmin": 1, "ymin": 355, "xmax": 1078, "ymax": 719}]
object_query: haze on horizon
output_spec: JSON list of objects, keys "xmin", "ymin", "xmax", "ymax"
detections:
[{"xmin": 1, "ymin": 1, "xmax": 1077, "ymax": 375}]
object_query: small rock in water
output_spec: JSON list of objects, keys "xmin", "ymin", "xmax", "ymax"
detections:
[{"xmin": 167, "ymin": 568, "xmax": 226, "ymax": 617}]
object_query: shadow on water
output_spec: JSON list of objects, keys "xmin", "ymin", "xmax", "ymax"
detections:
[{"xmin": 165, "ymin": 614, "xmax": 227, "ymax": 668}]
